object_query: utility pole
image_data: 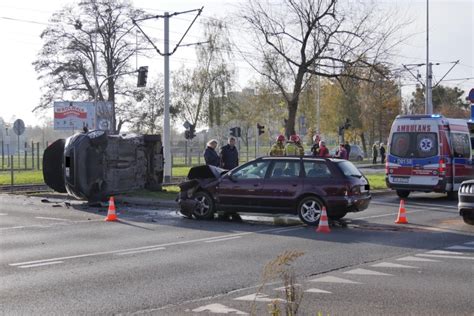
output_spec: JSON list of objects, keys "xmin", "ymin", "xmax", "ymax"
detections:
[
  {"xmin": 163, "ymin": 12, "xmax": 171, "ymax": 182},
  {"xmin": 425, "ymin": 0, "xmax": 433, "ymax": 114},
  {"xmin": 133, "ymin": 7, "xmax": 203, "ymax": 183}
]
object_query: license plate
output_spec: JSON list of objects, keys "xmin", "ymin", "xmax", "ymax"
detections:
[{"xmin": 392, "ymin": 176, "xmax": 409, "ymax": 184}]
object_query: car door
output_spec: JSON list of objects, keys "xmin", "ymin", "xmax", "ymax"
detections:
[
  {"xmin": 216, "ymin": 160, "xmax": 270, "ymax": 211},
  {"xmin": 259, "ymin": 159, "xmax": 303, "ymax": 212},
  {"xmin": 302, "ymin": 160, "xmax": 341, "ymax": 197}
]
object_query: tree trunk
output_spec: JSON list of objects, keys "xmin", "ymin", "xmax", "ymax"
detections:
[
  {"xmin": 360, "ymin": 132, "xmax": 367, "ymax": 158},
  {"xmin": 286, "ymin": 99, "xmax": 298, "ymax": 137}
]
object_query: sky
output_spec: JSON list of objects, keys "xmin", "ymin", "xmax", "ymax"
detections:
[{"xmin": 0, "ymin": 0, "xmax": 472, "ymax": 129}]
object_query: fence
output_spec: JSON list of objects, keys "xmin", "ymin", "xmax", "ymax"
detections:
[{"xmin": 1, "ymin": 141, "xmax": 45, "ymax": 171}]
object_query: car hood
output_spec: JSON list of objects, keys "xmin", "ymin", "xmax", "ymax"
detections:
[{"xmin": 187, "ymin": 165, "xmax": 228, "ymax": 180}]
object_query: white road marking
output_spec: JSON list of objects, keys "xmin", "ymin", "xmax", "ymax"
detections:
[
  {"xmin": 204, "ymin": 236, "xmax": 242, "ymax": 243},
  {"xmin": 305, "ymin": 288, "xmax": 332, "ymax": 294},
  {"xmin": 396, "ymin": 256, "xmax": 440, "ymax": 262},
  {"xmin": 35, "ymin": 217, "xmax": 71, "ymax": 221},
  {"xmin": 8, "ymin": 225, "xmax": 303, "ymax": 267},
  {"xmin": 18, "ymin": 261, "xmax": 64, "ymax": 268},
  {"xmin": 427, "ymin": 250, "xmax": 466, "ymax": 255},
  {"xmin": 116, "ymin": 247, "xmax": 166, "ymax": 256},
  {"xmin": 371, "ymin": 262, "xmax": 417, "ymax": 269},
  {"xmin": 344, "ymin": 268, "xmax": 392, "ymax": 276},
  {"xmin": 0, "ymin": 213, "xmax": 8, "ymax": 216},
  {"xmin": 309, "ymin": 276, "xmax": 361, "ymax": 284},
  {"xmin": 273, "ymin": 284, "xmax": 301, "ymax": 291},
  {"xmin": 234, "ymin": 293, "xmax": 284, "ymax": 302},
  {"xmin": 416, "ymin": 254, "xmax": 474, "ymax": 260},
  {"xmin": 464, "ymin": 241, "xmax": 474, "ymax": 245},
  {"xmin": 0, "ymin": 219, "xmax": 103, "ymax": 231},
  {"xmin": 371, "ymin": 201, "xmax": 457, "ymax": 210},
  {"xmin": 446, "ymin": 245, "xmax": 474, "ymax": 251},
  {"xmin": 272, "ymin": 227, "xmax": 304, "ymax": 234},
  {"xmin": 191, "ymin": 303, "xmax": 248, "ymax": 315}
]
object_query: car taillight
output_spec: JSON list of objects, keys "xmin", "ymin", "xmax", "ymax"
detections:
[
  {"xmin": 438, "ymin": 159, "xmax": 446, "ymax": 176},
  {"xmin": 385, "ymin": 160, "xmax": 389, "ymax": 175}
]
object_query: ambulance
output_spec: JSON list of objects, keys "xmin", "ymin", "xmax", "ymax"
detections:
[{"xmin": 386, "ymin": 114, "xmax": 474, "ymax": 199}]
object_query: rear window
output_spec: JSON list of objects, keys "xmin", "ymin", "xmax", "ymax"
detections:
[
  {"xmin": 390, "ymin": 132, "xmax": 438, "ymax": 158},
  {"xmin": 336, "ymin": 161, "xmax": 363, "ymax": 178}
]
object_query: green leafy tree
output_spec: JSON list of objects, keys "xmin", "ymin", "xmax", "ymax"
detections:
[{"xmin": 409, "ymin": 85, "xmax": 469, "ymax": 117}]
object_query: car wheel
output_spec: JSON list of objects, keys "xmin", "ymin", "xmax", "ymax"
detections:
[
  {"xmin": 297, "ymin": 196, "xmax": 324, "ymax": 226},
  {"xmin": 329, "ymin": 211, "xmax": 347, "ymax": 220},
  {"xmin": 396, "ymin": 190, "xmax": 410, "ymax": 198},
  {"xmin": 193, "ymin": 191, "xmax": 215, "ymax": 220},
  {"xmin": 462, "ymin": 214, "xmax": 474, "ymax": 225}
]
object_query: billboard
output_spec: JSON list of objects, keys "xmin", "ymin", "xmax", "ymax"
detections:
[{"xmin": 54, "ymin": 101, "xmax": 113, "ymax": 131}]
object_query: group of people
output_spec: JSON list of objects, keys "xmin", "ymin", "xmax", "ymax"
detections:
[
  {"xmin": 203, "ymin": 134, "xmax": 358, "ymax": 170},
  {"xmin": 203, "ymin": 137, "xmax": 240, "ymax": 169},
  {"xmin": 372, "ymin": 142, "xmax": 386, "ymax": 164}
]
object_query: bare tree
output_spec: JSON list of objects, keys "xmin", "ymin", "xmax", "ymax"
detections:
[
  {"xmin": 33, "ymin": 0, "xmax": 146, "ymax": 133},
  {"xmin": 237, "ymin": 0, "xmax": 402, "ymax": 136},
  {"xmin": 172, "ymin": 19, "xmax": 234, "ymax": 129}
]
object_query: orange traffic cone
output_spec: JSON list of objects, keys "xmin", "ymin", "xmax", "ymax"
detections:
[
  {"xmin": 105, "ymin": 196, "xmax": 118, "ymax": 222},
  {"xmin": 316, "ymin": 207, "xmax": 331, "ymax": 233},
  {"xmin": 395, "ymin": 199, "xmax": 408, "ymax": 224}
]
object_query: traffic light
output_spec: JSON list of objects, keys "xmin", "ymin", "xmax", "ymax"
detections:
[
  {"xmin": 137, "ymin": 66, "xmax": 148, "ymax": 87},
  {"xmin": 229, "ymin": 127, "xmax": 241, "ymax": 138},
  {"xmin": 257, "ymin": 123, "xmax": 265, "ymax": 135},
  {"xmin": 184, "ymin": 124, "xmax": 196, "ymax": 140}
]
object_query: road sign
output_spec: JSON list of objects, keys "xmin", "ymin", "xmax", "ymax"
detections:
[{"xmin": 13, "ymin": 119, "xmax": 25, "ymax": 136}]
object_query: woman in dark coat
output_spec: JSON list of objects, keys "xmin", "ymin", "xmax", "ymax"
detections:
[{"xmin": 204, "ymin": 139, "xmax": 220, "ymax": 167}]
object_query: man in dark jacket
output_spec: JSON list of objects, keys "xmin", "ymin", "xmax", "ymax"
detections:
[
  {"xmin": 220, "ymin": 137, "xmax": 239, "ymax": 170},
  {"xmin": 204, "ymin": 139, "xmax": 220, "ymax": 167}
]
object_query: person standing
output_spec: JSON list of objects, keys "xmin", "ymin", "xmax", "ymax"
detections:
[
  {"xmin": 285, "ymin": 135, "xmax": 304, "ymax": 156},
  {"xmin": 270, "ymin": 135, "xmax": 286, "ymax": 156},
  {"xmin": 311, "ymin": 134, "xmax": 320, "ymax": 156},
  {"xmin": 335, "ymin": 143, "xmax": 348, "ymax": 159},
  {"xmin": 372, "ymin": 142, "xmax": 379, "ymax": 164},
  {"xmin": 220, "ymin": 137, "xmax": 239, "ymax": 170},
  {"xmin": 318, "ymin": 140, "xmax": 330, "ymax": 158},
  {"xmin": 380, "ymin": 143, "xmax": 386, "ymax": 164},
  {"xmin": 204, "ymin": 139, "xmax": 220, "ymax": 167},
  {"xmin": 344, "ymin": 141, "xmax": 351, "ymax": 159}
]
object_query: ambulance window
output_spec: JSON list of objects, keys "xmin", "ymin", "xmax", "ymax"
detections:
[
  {"xmin": 390, "ymin": 133, "xmax": 410, "ymax": 157},
  {"xmin": 451, "ymin": 133, "xmax": 471, "ymax": 158},
  {"xmin": 415, "ymin": 133, "xmax": 437, "ymax": 158}
]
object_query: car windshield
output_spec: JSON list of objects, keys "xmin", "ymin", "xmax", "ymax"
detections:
[{"xmin": 337, "ymin": 161, "xmax": 363, "ymax": 177}]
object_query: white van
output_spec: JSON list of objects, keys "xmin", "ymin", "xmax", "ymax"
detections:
[{"xmin": 386, "ymin": 114, "xmax": 474, "ymax": 198}]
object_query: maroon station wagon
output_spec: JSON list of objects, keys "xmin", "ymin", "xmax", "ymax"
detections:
[{"xmin": 178, "ymin": 157, "xmax": 371, "ymax": 225}]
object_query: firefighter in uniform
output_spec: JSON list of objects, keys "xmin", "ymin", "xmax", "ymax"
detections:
[
  {"xmin": 285, "ymin": 135, "xmax": 304, "ymax": 156},
  {"xmin": 269, "ymin": 135, "xmax": 286, "ymax": 156}
]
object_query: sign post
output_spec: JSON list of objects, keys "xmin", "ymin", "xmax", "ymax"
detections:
[{"xmin": 13, "ymin": 119, "xmax": 25, "ymax": 168}]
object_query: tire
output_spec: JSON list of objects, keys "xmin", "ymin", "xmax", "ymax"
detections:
[
  {"xmin": 462, "ymin": 214, "xmax": 474, "ymax": 225},
  {"xmin": 447, "ymin": 191, "xmax": 458, "ymax": 201},
  {"xmin": 396, "ymin": 190, "xmax": 410, "ymax": 198},
  {"xmin": 329, "ymin": 212, "xmax": 347, "ymax": 220},
  {"xmin": 193, "ymin": 191, "xmax": 215, "ymax": 220},
  {"xmin": 297, "ymin": 196, "xmax": 324, "ymax": 226}
]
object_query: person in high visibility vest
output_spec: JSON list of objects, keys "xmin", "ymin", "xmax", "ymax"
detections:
[
  {"xmin": 285, "ymin": 135, "xmax": 304, "ymax": 156},
  {"xmin": 269, "ymin": 135, "xmax": 286, "ymax": 156}
]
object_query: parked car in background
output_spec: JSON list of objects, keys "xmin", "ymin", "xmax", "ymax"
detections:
[
  {"xmin": 177, "ymin": 157, "xmax": 371, "ymax": 225},
  {"xmin": 330, "ymin": 144, "xmax": 365, "ymax": 161},
  {"xmin": 458, "ymin": 180, "xmax": 474, "ymax": 225}
]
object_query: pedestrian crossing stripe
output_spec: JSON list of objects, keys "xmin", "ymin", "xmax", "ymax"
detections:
[
  {"xmin": 234, "ymin": 293, "xmax": 285, "ymax": 302},
  {"xmin": 396, "ymin": 256, "xmax": 440, "ymax": 262},
  {"xmin": 305, "ymin": 288, "xmax": 332, "ymax": 294},
  {"xmin": 309, "ymin": 276, "xmax": 362, "ymax": 284},
  {"xmin": 427, "ymin": 250, "xmax": 466, "ymax": 255},
  {"xmin": 344, "ymin": 268, "xmax": 392, "ymax": 276},
  {"xmin": 191, "ymin": 303, "xmax": 248, "ymax": 315},
  {"xmin": 446, "ymin": 245, "xmax": 474, "ymax": 251},
  {"xmin": 371, "ymin": 262, "xmax": 417, "ymax": 269}
]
